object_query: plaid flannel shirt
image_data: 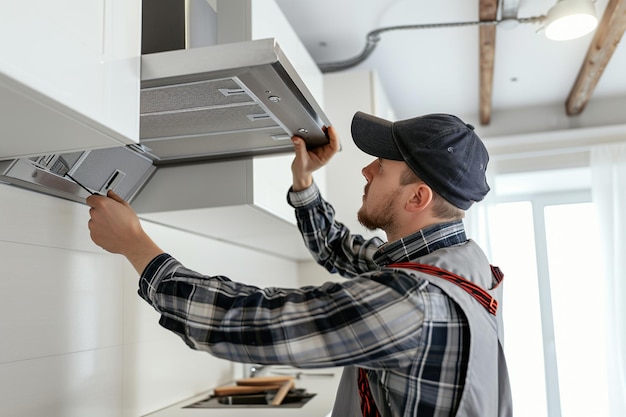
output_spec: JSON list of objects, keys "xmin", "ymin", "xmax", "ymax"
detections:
[{"xmin": 139, "ymin": 182, "xmax": 470, "ymax": 417}]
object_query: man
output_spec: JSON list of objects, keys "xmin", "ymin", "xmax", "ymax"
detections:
[{"xmin": 87, "ymin": 111, "xmax": 512, "ymax": 417}]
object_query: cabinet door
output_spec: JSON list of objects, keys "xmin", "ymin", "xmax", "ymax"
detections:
[{"xmin": 0, "ymin": 0, "xmax": 140, "ymax": 159}]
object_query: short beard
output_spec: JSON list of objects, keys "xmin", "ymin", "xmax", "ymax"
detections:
[{"xmin": 357, "ymin": 191, "xmax": 398, "ymax": 232}]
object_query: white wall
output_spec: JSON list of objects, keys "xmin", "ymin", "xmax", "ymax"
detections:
[
  {"xmin": 323, "ymin": 70, "xmax": 392, "ymax": 241},
  {"xmin": 0, "ymin": 183, "xmax": 299, "ymax": 417}
]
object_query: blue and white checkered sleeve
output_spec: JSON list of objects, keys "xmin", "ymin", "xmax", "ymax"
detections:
[
  {"xmin": 139, "ymin": 254, "xmax": 425, "ymax": 369},
  {"xmin": 287, "ymin": 182, "xmax": 383, "ymax": 277}
]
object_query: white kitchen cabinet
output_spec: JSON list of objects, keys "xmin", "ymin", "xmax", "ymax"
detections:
[
  {"xmin": 252, "ymin": 153, "xmax": 326, "ymax": 223},
  {"xmin": 131, "ymin": 157, "xmax": 315, "ymax": 261},
  {"xmin": 0, "ymin": 0, "xmax": 141, "ymax": 160}
]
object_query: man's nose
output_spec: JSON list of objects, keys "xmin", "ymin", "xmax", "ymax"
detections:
[{"xmin": 361, "ymin": 160, "xmax": 376, "ymax": 182}]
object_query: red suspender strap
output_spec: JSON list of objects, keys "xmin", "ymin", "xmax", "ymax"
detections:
[
  {"xmin": 388, "ymin": 262, "xmax": 502, "ymax": 315},
  {"xmin": 358, "ymin": 367, "xmax": 381, "ymax": 417}
]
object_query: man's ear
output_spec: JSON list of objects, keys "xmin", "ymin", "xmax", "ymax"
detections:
[{"xmin": 406, "ymin": 183, "xmax": 433, "ymax": 212}]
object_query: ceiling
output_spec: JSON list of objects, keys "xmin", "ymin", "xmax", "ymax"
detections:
[{"xmin": 274, "ymin": 0, "xmax": 626, "ymax": 138}]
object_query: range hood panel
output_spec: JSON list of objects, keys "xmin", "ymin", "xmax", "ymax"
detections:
[
  {"xmin": 140, "ymin": 38, "xmax": 330, "ymax": 164},
  {"xmin": 141, "ymin": 127, "xmax": 293, "ymax": 162}
]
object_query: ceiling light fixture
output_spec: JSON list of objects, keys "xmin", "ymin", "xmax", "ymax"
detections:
[
  {"xmin": 319, "ymin": 0, "xmax": 598, "ymax": 73},
  {"xmin": 544, "ymin": 0, "xmax": 599, "ymax": 41}
]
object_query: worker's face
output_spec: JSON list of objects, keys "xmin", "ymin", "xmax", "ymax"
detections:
[{"xmin": 357, "ymin": 158, "xmax": 406, "ymax": 232}]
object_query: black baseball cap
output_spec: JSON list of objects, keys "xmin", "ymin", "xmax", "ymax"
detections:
[{"xmin": 351, "ymin": 111, "xmax": 490, "ymax": 210}]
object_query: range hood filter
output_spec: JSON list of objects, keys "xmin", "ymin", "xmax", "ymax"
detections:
[{"xmin": 141, "ymin": 78, "xmax": 279, "ymax": 139}]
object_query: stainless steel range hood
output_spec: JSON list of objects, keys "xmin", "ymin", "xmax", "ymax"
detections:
[
  {"xmin": 140, "ymin": 38, "xmax": 330, "ymax": 165},
  {"xmin": 0, "ymin": 37, "xmax": 331, "ymax": 205}
]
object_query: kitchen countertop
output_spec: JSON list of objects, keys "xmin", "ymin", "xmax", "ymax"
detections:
[{"xmin": 143, "ymin": 366, "xmax": 341, "ymax": 417}]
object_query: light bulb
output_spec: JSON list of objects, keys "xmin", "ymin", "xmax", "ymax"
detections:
[{"xmin": 544, "ymin": 0, "xmax": 598, "ymax": 41}]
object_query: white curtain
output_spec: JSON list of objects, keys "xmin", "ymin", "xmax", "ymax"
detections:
[
  {"xmin": 464, "ymin": 170, "xmax": 502, "ymax": 342},
  {"xmin": 465, "ymin": 169, "xmax": 496, "ymax": 258},
  {"xmin": 591, "ymin": 143, "xmax": 626, "ymax": 417}
]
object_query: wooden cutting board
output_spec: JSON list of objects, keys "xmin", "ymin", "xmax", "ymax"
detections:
[
  {"xmin": 235, "ymin": 375, "xmax": 295, "ymax": 386},
  {"xmin": 213, "ymin": 384, "xmax": 283, "ymax": 396},
  {"xmin": 213, "ymin": 375, "xmax": 297, "ymax": 405}
]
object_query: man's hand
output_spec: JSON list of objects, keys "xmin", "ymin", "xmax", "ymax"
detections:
[
  {"xmin": 291, "ymin": 126, "xmax": 340, "ymax": 191},
  {"xmin": 86, "ymin": 190, "xmax": 163, "ymax": 274}
]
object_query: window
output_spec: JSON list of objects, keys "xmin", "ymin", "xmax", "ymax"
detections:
[
  {"xmin": 486, "ymin": 168, "xmax": 610, "ymax": 417},
  {"xmin": 544, "ymin": 203, "xmax": 609, "ymax": 417},
  {"xmin": 490, "ymin": 200, "xmax": 547, "ymax": 417}
]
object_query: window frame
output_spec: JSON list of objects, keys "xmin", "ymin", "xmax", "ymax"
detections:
[{"xmin": 493, "ymin": 187, "xmax": 592, "ymax": 417}]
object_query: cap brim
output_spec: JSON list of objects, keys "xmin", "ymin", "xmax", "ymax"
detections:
[{"xmin": 351, "ymin": 112, "xmax": 403, "ymax": 160}]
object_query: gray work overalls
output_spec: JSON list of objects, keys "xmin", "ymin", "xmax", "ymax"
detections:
[{"xmin": 330, "ymin": 240, "xmax": 513, "ymax": 417}]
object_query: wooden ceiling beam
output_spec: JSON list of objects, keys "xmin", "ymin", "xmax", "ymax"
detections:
[
  {"xmin": 479, "ymin": 0, "xmax": 498, "ymax": 125},
  {"xmin": 566, "ymin": 0, "xmax": 626, "ymax": 115}
]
